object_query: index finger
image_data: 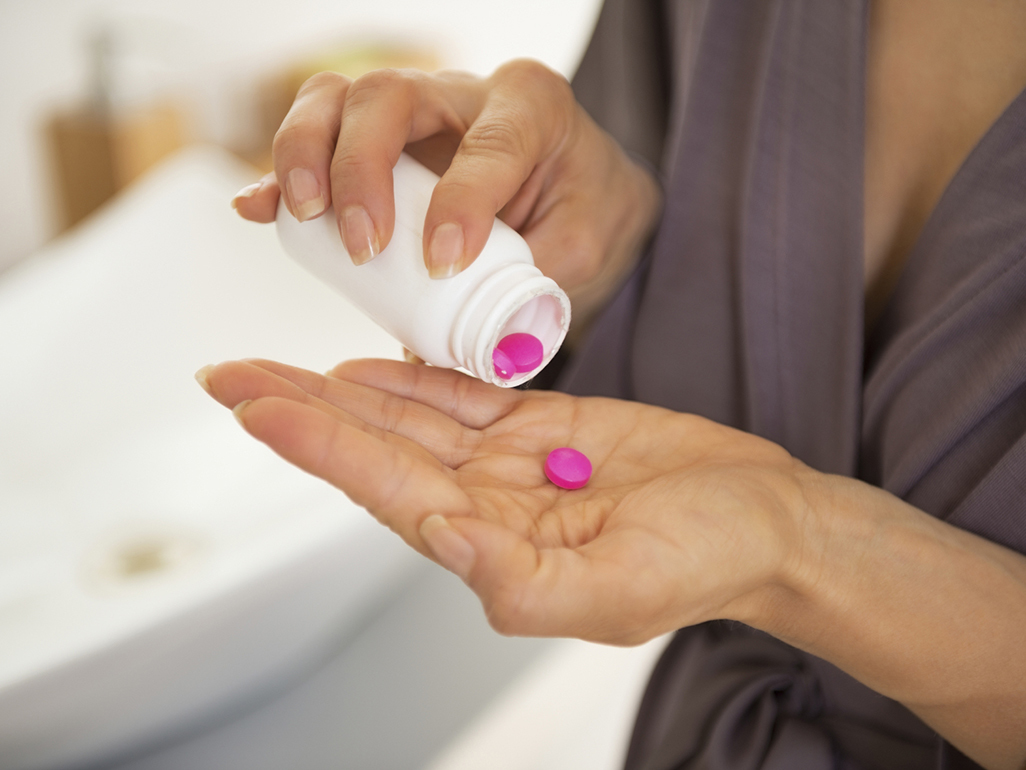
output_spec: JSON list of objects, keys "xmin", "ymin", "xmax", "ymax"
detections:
[
  {"xmin": 327, "ymin": 359, "xmax": 524, "ymax": 430},
  {"xmin": 235, "ymin": 395, "xmax": 475, "ymax": 557}
]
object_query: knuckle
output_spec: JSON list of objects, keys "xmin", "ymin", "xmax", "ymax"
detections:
[
  {"xmin": 346, "ymin": 67, "xmax": 423, "ymax": 107},
  {"xmin": 434, "ymin": 170, "xmax": 504, "ymax": 218},
  {"xmin": 328, "ymin": 145, "xmax": 378, "ymax": 184},
  {"xmin": 498, "ymin": 58, "xmax": 574, "ymax": 103},
  {"xmin": 272, "ymin": 116, "xmax": 337, "ymax": 163},
  {"xmin": 496, "ymin": 58, "xmax": 559, "ymax": 85},
  {"xmin": 491, "ymin": 59, "xmax": 576, "ymax": 152},
  {"xmin": 273, "ymin": 116, "xmax": 312, "ymax": 145},
  {"xmin": 275, "ymin": 72, "xmax": 351, "ymax": 158},
  {"xmin": 297, "ymin": 70, "xmax": 350, "ymax": 98},
  {"xmin": 272, "ymin": 119, "xmax": 314, "ymax": 156},
  {"xmin": 465, "ymin": 117, "xmax": 531, "ymax": 162}
]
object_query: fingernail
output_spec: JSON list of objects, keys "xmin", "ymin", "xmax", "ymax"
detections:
[
  {"xmin": 230, "ymin": 182, "xmax": 262, "ymax": 210},
  {"xmin": 286, "ymin": 168, "xmax": 326, "ymax": 222},
  {"xmin": 232, "ymin": 399, "xmax": 252, "ymax": 428},
  {"xmin": 427, "ymin": 222, "xmax": 464, "ymax": 279},
  {"xmin": 420, "ymin": 514, "xmax": 475, "ymax": 582},
  {"xmin": 194, "ymin": 364, "xmax": 214, "ymax": 395},
  {"xmin": 340, "ymin": 206, "xmax": 379, "ymax": 265}
]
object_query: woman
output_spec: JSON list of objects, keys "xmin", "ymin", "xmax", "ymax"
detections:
[{"xmin": 202, "ymin": 1, "xmax": 1026, "ymax": 766}]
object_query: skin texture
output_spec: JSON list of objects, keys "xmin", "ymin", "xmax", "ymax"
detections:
[
  {"xmin": 197, "ymin": 358, "xmax": 1026, "ymax": 769},
  {"xmin": 863, "ymin": 0, "xmax": 1026, "ymax": 329},
  {"xmin": 217, "ymin": 5, "xmax": 1026, "ymax": 765}
]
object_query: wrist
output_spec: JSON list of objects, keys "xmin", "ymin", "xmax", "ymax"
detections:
[
  {"xmin": 736, "ymin": 462, "xmax": 1026, "ymax": 702},
  {"xmin": 731, "ymin": 467, "xmax": 1026, "ymax": 767},
  {"xmin": 728, "ymin": 465, "xmax": 883, "ymax": 636},
  {"xmin": 717, "ymin": 458, "xmax": 835, "ymax": 633}
]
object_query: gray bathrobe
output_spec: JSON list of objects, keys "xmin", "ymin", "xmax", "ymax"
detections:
[{"xmin": 558, "ymin": 1, "xmax": 1026, "ymax": 767}]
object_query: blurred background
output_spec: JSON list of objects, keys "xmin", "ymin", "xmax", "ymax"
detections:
[
  {"xmin": 0, "ymin": 0, "xmax": 602, "ymax": 271},
  {"xmin": 0, "ymin": 1, "xmax": 670, "ymax": 769}
]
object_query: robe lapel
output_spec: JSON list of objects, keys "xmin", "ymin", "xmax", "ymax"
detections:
[
  {"xmin": 631, "ymin": 0, "xmax": 866, "ymax": 476},
  {"xmin": 862, "ymin": 86, "xmax": 1026, "ymax": 549}
]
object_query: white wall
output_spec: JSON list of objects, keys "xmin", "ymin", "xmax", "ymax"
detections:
[{"xmin": 0, "ymin": 0, "xmax": 602, "ymax": 272}]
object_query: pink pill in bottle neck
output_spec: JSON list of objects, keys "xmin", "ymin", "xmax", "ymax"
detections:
[
  {"xmin": 496, "ymin": 333, "xmax": 544, "ymax": 373},
  {"xmin": 544, "ymin": 447, "xmax": 592, "ymax": 490}
]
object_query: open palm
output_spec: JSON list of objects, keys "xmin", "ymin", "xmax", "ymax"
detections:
[{"xmin": 200, "ymin": 358, "xmax": 807, "ymax": 644}]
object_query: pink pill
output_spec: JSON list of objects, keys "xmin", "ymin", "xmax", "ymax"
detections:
[
  {"xmin": 493, "ymin": 347, "xmax": 515, "ymax": 380},
  {"xmin": 544, "ymin": 447, "xmax": 592, "ymax": 490},
  {"xmin": 496, "ymin": 333, "xmax": 544, "ymax": 373}
]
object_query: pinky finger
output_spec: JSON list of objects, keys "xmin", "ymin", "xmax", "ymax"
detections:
[{"xmin": 231, "ymin": 173, "xmax": 280, "ymax": 223}]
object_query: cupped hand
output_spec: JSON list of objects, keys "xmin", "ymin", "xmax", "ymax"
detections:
[
  {"xmin": 198, "ymin": 358, "xmax": 812, "ymax": 645},
  {"xmin": 231, "ymin": 60, "xmax": 661, "ymax": 327}
]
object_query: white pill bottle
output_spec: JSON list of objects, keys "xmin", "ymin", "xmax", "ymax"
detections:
[{"xmin": 276, "ymin": 153, "xmax": 571, "ymax": 387}]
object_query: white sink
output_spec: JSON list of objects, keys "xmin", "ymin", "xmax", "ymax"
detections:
[{"xmin": 0, "ymin": 146, "xmax": 421, "ymax": 769}]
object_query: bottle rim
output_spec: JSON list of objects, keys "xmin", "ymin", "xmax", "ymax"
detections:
[{"xmin": 451, "ymin": 264, "xmax": 570, "ymax": 387}]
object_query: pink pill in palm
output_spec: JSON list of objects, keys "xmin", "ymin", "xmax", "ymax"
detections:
[
  {"xmin": 496, "ymin": 333, "xmax": 544, "ymax": 373},
  {"xmin": 493, "ymin": 346, "xmax": 515, "ymax": 380},
  {"xmin": 544, "ymin": 447, "xmax": 592, "ymax": 490}
]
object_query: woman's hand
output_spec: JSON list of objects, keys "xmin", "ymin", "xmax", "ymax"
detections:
[
  {"xmin": 231, "ymin": 61, "xmax": 661, "ymax": 331},
  {"xmin": 197, "ymin": 357, "xmax": 1026, "ymax": 766},
  {"xmin": 197, "ymin": 357, "xmax": 806, "ymax": 645}
]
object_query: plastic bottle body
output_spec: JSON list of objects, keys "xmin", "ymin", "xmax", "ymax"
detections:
[{"xmin": 276, "ymin": 153, "xmax": 570, "ymax": 387}]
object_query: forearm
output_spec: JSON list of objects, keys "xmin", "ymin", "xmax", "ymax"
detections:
[{"xmin": 744, "ymin": 470, "xmax": 1026, "ymax": 769}]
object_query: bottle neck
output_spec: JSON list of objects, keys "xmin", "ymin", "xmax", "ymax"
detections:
[{"xmin": 451, "ymin": 263, "xmax": 571, "ymax": 386}]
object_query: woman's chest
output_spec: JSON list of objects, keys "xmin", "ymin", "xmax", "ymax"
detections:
[{"xmin": 863, "ymin": 0, "xmax": 1026, "ymax": 328}]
